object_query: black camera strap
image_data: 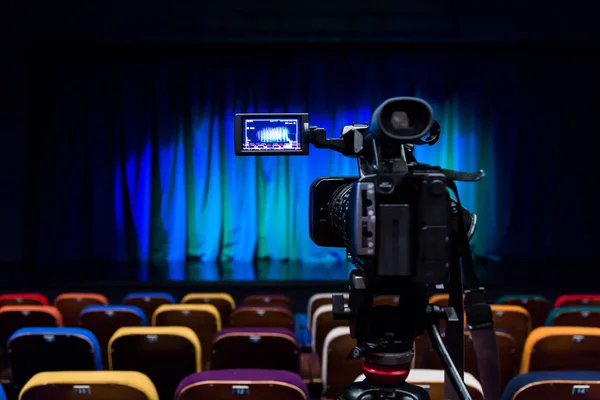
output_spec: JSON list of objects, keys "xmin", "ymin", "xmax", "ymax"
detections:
[{"xmin": 445, "ymin": 179, "xmax": 501, "ymax": 400}]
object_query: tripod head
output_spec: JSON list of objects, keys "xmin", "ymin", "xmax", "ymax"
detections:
[{"xmin": 332, "ymin": 272, "xmax": 472, "ymax": 400}]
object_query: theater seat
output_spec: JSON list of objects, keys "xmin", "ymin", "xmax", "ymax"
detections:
[
  {"xmin": 54, "ymin": 293, "xmax": 109, "ymax": 327},
  {"xmin": 0, "ymin": 305, "xmax": 63, "ymax": 369},
  {"xmin": 496, "ymin": 294, "xmax": 550, "ymax": 329},
  {"xmin": 520, "ymin": 326, "xmax": 600, "ymax": 373},
  {"xmin": 175, "ymin": 369, "xmax": 310, "ymax": 400},
  {"xmin": 230, "ymin": 305, "xmax": 294, "ymax": 330},
  {"xmin": 311, "ymin": 304, "xmax": 349, "ymax": 357},
  {"xmin": 502, "ymin": 371, "xmax": 600, "ymax": 400},
  {"xmin": 427, "ymin": 329, "xmax": 518, "ymax": 389},
  {"xmin": 123, "ymin": 292, "xmax": 174, "ymax": 322},
  {"xmin": 545, "ymin": 306, "xmax": 600, "ymax": 327},
  {"xmin": 19, "ymin": 371, "xmax": 159, "ymax": 400},
  {"xmin": 108, "ymin": 326, "xmax": 200, "ymax": 400},
  {"xmin": 307, "ymin": 293, "xmax": 348, "ymax": 330},
  {"xmin": 491, "ymin": 304, "xmax": 531, "ymax": 356},
  {"xmin": 152, "ymin": 304, "xmax": 221, "ymax": 370},
  {"xmin": 212, "ymin": 328, "xmax": 299, "ymax": 372},
  {"xmin": 79, "ymin": 305, "xmax": 146, "ymax": 369},
  {"xmin": 0, "ymin": 384, "xmax": 5, "ymax": 400},
  {"xmin": 321, "ymin": 326, "xmax": 362, "ymax": 400},
  {"xmin": 181, "ymin": 293, "xmax": 235, "ymax": 327},
  {"xmin": 243, "ymin": 294, "xmax": 293, "ymax": 310},
  {"xmin": 8, "ymin": 327, "xmax": 102, "ymax": 388},
  {"xmin": 555, "ymin": 294, "xmax": 600, "ymax": 308},
  {"xmin": 0, "ymin": 293, "xmax": 48, "ymax": 307}
]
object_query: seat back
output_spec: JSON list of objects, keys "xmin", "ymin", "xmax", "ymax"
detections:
[
  {"xmin": 79, "ymin": 305, "xmax": 146, "ymax": 369},
  {"xmin": 311, "ymin": 304, "xmax": 349, "ymax": 356},
  {"xmin": 18, "ymin": 371, "xmax": 159, "ymax": 400},
  {"xmin": 555, "ymin": 294, "xmax": 600, "ymax": 308},
  {"xmin": 545, "ymin": 306, "xmax": 600, "ymax": 327},
  {"xmin": 123, "ymin": 292, "xmax": 174, "ymax": 322},
  {"xmin": 243, "ymin": 294, "xmax": 293, "ymax": 310},
  {"xmin": 152, "ymin": 304, "xmax": 221, "ymax": 370},
  {"xmin": 429, "ymin": 294, "xmax": 449, "ymax": 307},
  {"xmin": 491, "ymin": 304, "xmax": 531, "ymax": 356},
  {"xmin": 54, "ymin": 293, "xmax": 109, "ymax": 327},
  {"xmin": 503, "ymin": 371, "xmax": 600, "ymax": 400},
  {"xmin": 230, "ymin": 306, "xmax": 294, "ymax": 330},
  {"xmin": 521, "ymin": 326, "xmax": 600, "ymax": 373},
  {"xmin": 307, "ymin": 293, "xmax": 348, "ymax": 330},
  {"xmin": 8, "ymin": 327, "xmax": 102, "ymax": 388},
  {"xmin": 496, "ymin": 294, "xmax": 550, "ymax": 329},
  {"xmin": 321, "ymin": 326, "xmax": 362, "ymax": 399},
  {"xmin": 108, "ymin": 326, "xmax": 200, "ymax": 400},
  {"xmin": 175, "ymin": 369, "xmax": 310, "ymax": 400},
  {"xmin": 212, "ymin": 328, "xmax": 299, "ymax": 372},
  {"xmin": 0, "ymin": 305, "xmax": 62, "ymax": 367},
  {"xmin": 427, "ymin": 330, "xmax": 518, "ymax": 390},
  {"xmin": 0, "ymin": 294, "xmax": 48, "ymax": 307},
  {"xmin": 181, "ymin": 293, "xmax": 235, "ymax": 327},
  {"xmin": 354, "ymin": 369, "xmax": 484, "ymax": 400}
]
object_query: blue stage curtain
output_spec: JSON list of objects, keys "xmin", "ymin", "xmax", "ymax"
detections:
[{"xmin": 14, "ymin": 44, "xmax": 600, "ymax": 278}]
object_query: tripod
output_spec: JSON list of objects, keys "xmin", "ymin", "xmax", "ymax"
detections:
[{"xmin": 333, "ymin": 273, "xmax": 473, "ymax": 400}]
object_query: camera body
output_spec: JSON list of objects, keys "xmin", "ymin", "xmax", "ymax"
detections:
[
  {"xmin": 234, "ymin": 97, "xmax": 479, "ymax": 287},
  {"xmin": 310, "ymin": 168, "xmax": 452, "ymax": 285}
]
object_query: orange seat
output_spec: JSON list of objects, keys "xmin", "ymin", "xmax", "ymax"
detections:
[
  {"xmin": 373, "ymin": 295, "xmax": 399, "ymax": 307},
  {"xmin": 521, "ymin": 327, "xmax": 600, "ymax": 373},
  {"xmin": 490, "ymin": 304, "xmax": 531, "ymax": 357},
  {"xmin": 54, "ymin": 293, "xmax": 108, "ymax": 327},
  {"xmin": 320, "ymin": 327, "xmax": 362, "ymax": 400}
]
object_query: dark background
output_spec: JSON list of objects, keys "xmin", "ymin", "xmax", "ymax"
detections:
[{"xmin": 1, "ymin": 1, "xmax": 599, "ymax": 287}]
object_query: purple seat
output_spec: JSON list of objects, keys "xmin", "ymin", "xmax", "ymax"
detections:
[
  {"xmin": 212, "ymin": 327, "xmax": 299, "ymax": 372},
  {"xmin": 175, "ymin": 369, "xmax": 310, "ymax": 400}
]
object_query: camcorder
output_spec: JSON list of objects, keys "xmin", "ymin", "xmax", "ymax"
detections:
[{"xmin": 234, "ymin": 98, "xmax": 499, "ymax": 400}]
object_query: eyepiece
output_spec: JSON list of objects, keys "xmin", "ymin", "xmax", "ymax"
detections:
[{"xmin": 370, "ymin": 97, "xmax": 435, "ymax": 143}]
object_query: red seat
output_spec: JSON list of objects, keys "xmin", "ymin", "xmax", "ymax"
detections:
[{"xmin": 0, "ymin": 293, "xmax": 48, "ymax": 307}]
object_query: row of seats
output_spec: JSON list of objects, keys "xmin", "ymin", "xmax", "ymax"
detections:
[
  {"xmin": 2, "ymin": 290, "xmax": 600, "ymax": 400},
  {"xmin": 5, "ymin": 367, "xmax": 600, "ymax": 400}
]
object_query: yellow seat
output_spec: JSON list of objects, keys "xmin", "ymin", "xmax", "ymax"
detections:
[
  {"xmin": 109, "ymin": 326, "xmax": 201, "ymax": 399},
  {"xmin": 152, "ymin": 304, "xmax": 221, "ymax": 370},
  {"xmin": 19, "ymin": 371, "xmax": 158, "ymax": 400},
  {"xmin": 181, "ymin": 293, "xmax": 235, "ymax": 326}
]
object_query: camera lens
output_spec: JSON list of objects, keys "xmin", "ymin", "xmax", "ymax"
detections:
[{"xmin": 327, "ymin": 183, "xmax": 354, "ymax": 246}]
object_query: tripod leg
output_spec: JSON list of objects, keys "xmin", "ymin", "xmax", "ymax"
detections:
[{"xmin": 427, "ymin": 323, "xmax": 472, "ymax": 400}]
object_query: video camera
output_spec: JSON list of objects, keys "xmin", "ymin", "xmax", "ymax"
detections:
[{"xmin": 234, "ymin": 98, "xmax": 496, "ymax": 400}]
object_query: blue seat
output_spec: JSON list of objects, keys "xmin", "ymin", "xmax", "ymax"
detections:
[
  {"xmin": 502, "ymin": 371, "xmax": 600, "ymax": 400},
  {"xmin": 79, "ymin": 305, "xmax": 146, "ymax": 369},
  {"xmin": 123, "ymin": 292, "xmax": 175, "ymax": 322},
  {"xmin": 8, "ymin": 327, "xmax": 102, "ymax": 388},
  {"xmin": 123, "ymin": 292, "xmax": 175, "ymax": 304},
  {"xmin": 0, "ymin": 384, "xmax": 6, "ymax": 400}
]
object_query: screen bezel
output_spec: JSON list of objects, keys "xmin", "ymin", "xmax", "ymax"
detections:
[{"xmin": 234, "ymin": 113, "xmax": 310, "ymax": 156}]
